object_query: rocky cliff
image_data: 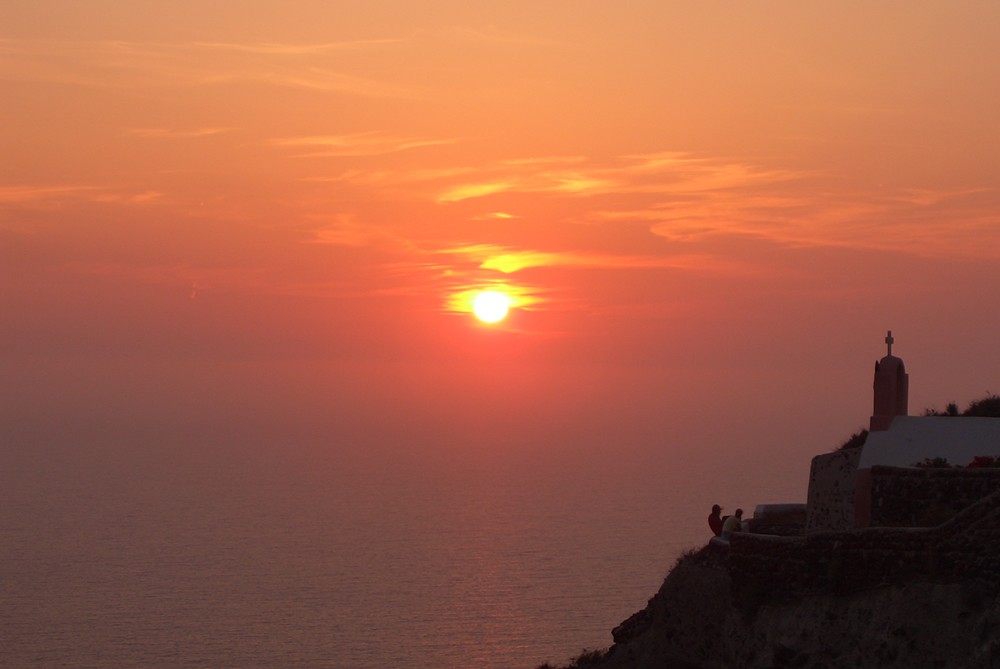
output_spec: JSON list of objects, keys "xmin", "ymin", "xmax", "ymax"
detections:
[{"xmin": 549, "ymin": 490, "xmax": 1000, "ymax": 669}]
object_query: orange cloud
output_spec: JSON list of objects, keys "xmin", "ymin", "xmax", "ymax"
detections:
[
  {"xmin": 435, "ymin": 171, "xmax": 621, "ymax": 202},
  {"xmin": 440, "ymin": 243, "xmax": 743, "ymax": 275},
  {"xmin": 471, "ymin": 212, "xmax": 519, "ymax": 220},
  {"xmin": 433, "ymin": 152, "xmax": 791, "ymax": 203},
  {"xmin": 0, "ymin": 38, "xmax": 415, "ymax": 97},
  {"xmin": 90, "ymin": 190, "xmax": 165, "ymax": 204},
  {"xmin": 437, "ymin": 182, "xmax": 516, "ymax": 203},
  {"xmin": 271, "ymin": 132, "xmax": 456, "ymax": 157},
  {"xmin": 307, "ymin": 214, "xmax": 380, "ymax": 247},
  {"xmin": 420, "ymin": 150, "xmax": 999, "ymax": 260},
  {"xmin": 0, "ymin": 185, "xmax": 105, "ymax": 203},
  {"xmin": 189, "ymin": 40, "xmax": 403, "ymax": 55},
  {"xmin": 126, "ymin": 127, "xmax": 233, "ymax": 138},
  {"xmin": 0, "ymin": 184, "xmax": 165, "ymax": 208}
]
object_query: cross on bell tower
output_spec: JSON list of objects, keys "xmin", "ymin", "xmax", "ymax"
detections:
[{"xmin": 871, "ymin": 330, "xmax": 908, "ymax": 431}]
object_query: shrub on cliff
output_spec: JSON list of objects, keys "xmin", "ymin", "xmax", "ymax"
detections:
[
  {"xmin": 924, "ymin": 394, "xmax": 1000, "ymax": 417},
  {"xmin": 966, "ymin": 455, "xmax": 1000, "ymax": 468},
  {"xmin": 569, "ymin": 649, "xmax": 609, "ymax": 666},
  {"xmin": 962, "ymin": 394, "xmax": 1000, "ymax": 417},
  {"xmin": 915, "ymin": 457, "xmax": 952, "ymax": 468},
  {"xmin": 536, "ymin": 647, "xmax": 611, "ymax": 669},
  {"xmin": 835, "ymin": 429, "xmax": 868, "ymax": 451}
]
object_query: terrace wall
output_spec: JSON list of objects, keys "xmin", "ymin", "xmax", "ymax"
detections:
[
  {"xmin": 725, "ymin": 488, "xmax": 1000, "ymax": 600},
  {"xmin": 806, "ymin": 449, "xmax": 860, "ymax": 533}
]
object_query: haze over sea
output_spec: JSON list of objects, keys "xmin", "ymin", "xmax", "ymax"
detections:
[
  {"xmin": 5, "ymin": 4, "xmax": 999, "ymax": 667},
  {"xmin": 3, "ymin": 431, "xmax": 804, "ymax": 669}
]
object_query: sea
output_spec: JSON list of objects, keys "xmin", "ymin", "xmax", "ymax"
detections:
[{"xmin": 1, "ymin": 436, "xmax": 806, "ymax": 669}]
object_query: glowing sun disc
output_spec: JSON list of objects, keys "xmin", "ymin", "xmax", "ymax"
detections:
[{"xmin": 472, "ymin": 291, "xmax": 510, "ymax": 323}]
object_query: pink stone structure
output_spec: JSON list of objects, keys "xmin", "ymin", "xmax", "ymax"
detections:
[{"xmin": 870, "ymin": 330, "xmax": 908, "ymax": 432}]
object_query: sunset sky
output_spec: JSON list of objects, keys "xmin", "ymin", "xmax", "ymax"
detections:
[{"xmin": 4, "ymin": 2, "xmax": 999, "ymax": 491}]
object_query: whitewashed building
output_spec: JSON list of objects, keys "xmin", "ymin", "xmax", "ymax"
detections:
[{"xmin": 808, "ymin": 332, "xmax": 1000, "ymax": 531}]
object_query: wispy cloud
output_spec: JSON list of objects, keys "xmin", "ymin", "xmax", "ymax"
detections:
[
  {"xmin": 434, "ymin": 152, "xmax": 792, "ymax": 203},
  {"xmin": 637, "ymin": 183, "xmax": 1000, "ymax": 259},
  {"xmin": 472, "ymin": 212, "xmax": 519, "ymax": 221},
  {"xmin": 63, "ymin": 256, "xmax": 395, "ymax": 303},
  {"xmin": 0, "ymin": 184, "xmax": 164, "ymax": 207},
  {"xmin": 0, "ymin": 184, "xmax": 105, "ymax": 203},
  {"xmin": 271, "ymin": 132, "xmax": 457, "ymax": 157},
  {"xmin": 126, "ymin": 127, "xmax": 234, "ymax": 138},
  {"xmin": 306, "ymin": 214, "xmax": 380, "ymax": 247},
  {"xmin": 435, "ymin": 171, "xmax": 622, "ymax": 202},
  {"xmin": 91, "ymin": 190, "xmax": 165, "ymax": 204},
  {"xmin": 0, "ymin": 38, "xmax": 416, "ymax": 97},
  {"xmin": 302, "ymin": 165, "xmax": 479, "ymax": 186},
  {"xmin": 440, "ymin": 243, "xmax": 742, "ymax": 274},
  {"xmin": 438, "ymin": 181, "xmax": 519, "ymax": 203},
  {"xmin": 418, "ymin": 150, "xmax": 1000, "ymax": 259},
  {"xmin": 190, "ymin": 39, "xmax": 403, "ymax": 55}
]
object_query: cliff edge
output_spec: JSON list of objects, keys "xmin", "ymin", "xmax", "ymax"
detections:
[{"xmin": 552, "ymin": 490, "xmax": 1000, "ymax": 669}]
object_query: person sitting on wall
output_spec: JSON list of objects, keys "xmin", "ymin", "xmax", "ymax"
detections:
[
  {"xmin": 708, "ymin": 504, "xmax": 724, "ymax": 537},
  {"xmin": 721, "ymin": 508, "xmax": 743, "ymax": 540}
]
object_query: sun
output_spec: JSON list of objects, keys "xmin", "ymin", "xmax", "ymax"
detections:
[{"xmin": 472, "ymin": 291, "xmax": 510, "ymax": 323}]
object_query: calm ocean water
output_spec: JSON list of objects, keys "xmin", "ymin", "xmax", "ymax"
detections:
[{"xmin": 2, "ymin": 438, "xmax": 804, "ymax": 668}]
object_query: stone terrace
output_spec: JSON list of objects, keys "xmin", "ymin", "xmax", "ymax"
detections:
[{"xmin": 723, "ymin": 488, "xmax": 1000, "ymax": 600}]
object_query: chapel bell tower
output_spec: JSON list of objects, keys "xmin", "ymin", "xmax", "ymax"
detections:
[{"xmin": 870, "ymin": 330, "xmax": 908, "ymax": 431}]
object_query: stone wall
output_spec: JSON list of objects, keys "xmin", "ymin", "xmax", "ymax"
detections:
[
  {"xmin": 807, "ymin": 455, "xmax": 1000, "ymax": 532},
  {"xmin": 751, "ymin": 504, "xmax": 806, "ymax": 536},
  {"xmin": 725, "ymin": 488, "xmax": 1000, "ymax": 600},
  {"xmin": 806, "ymin": 448, "xmax": 860, "ymax": 533},
  {"xmin": 868, "ymin": 465, "xmax": 1000, "ymax": 527}
]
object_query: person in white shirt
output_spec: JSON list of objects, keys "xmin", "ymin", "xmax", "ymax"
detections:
[{"xmin": 721, "ymin": 508, "xmax": 743, "ymax": 539}]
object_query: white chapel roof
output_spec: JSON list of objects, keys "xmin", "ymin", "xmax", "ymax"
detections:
[{"xmin": 859, "ymin": 415, "xmax": 1000, "ymax": 469}]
